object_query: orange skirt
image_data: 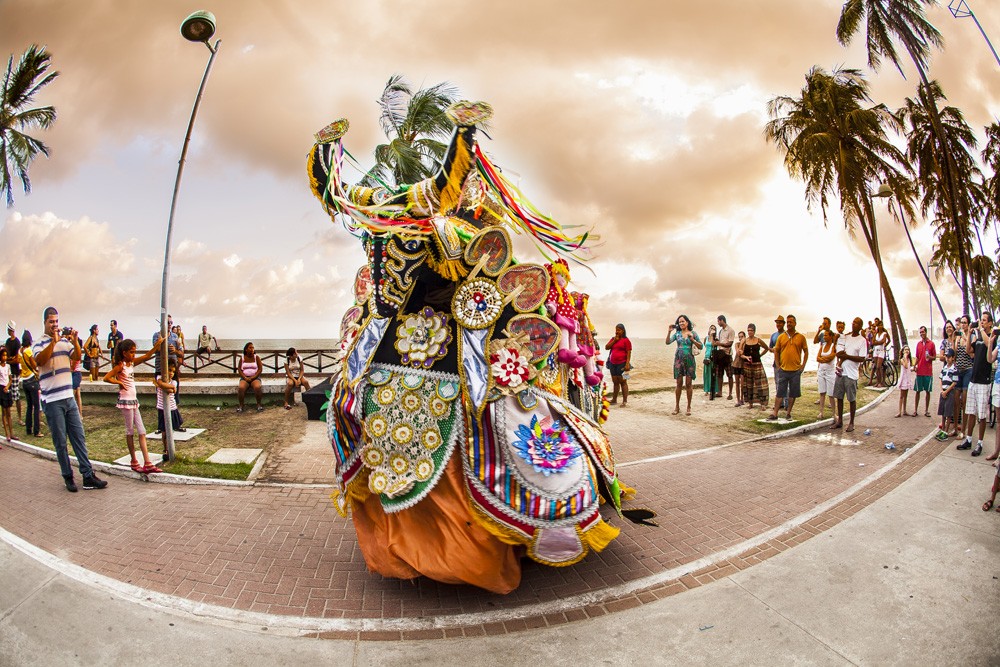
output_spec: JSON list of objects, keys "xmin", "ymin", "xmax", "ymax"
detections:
[{"xmin": 351, "ymin": 452, "xmax": 523, "ymax": 594}]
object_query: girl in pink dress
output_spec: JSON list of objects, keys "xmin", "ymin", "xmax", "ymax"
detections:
[
  {"xmin": 897, "ymin": 345, "xmax": 915, "ymax": 417},
  {"xmin": 104, "ymin": 338, "xmax": 164, "ymax": 472}
]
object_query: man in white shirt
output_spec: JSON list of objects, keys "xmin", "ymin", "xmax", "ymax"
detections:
[
  {"xmin": 32, "ymin": 306, "xmax": 107, "ymax": 492},
  {"xmin": 832, "ymin": 317, "xmax": 868, "ymax": 433},
  {"xmin": 714, "ymin": 315, "xmax": 735, "ymax": 400}
]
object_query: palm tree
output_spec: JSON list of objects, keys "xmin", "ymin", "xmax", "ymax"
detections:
[
  {"xmin": 1, "ymin": 44, "xmax": 59, "ymax": 208},
  {"xmin": 837, "ymin": 0, "xmax": 975, "ymax": 314},
  {"xmin": 896, "ymin": 82, "xmax": 984, "ymax": 314},
  {"xmin": 360, "ymin": 75, "xmax": 459, "ymax": 189},
  {"xmin": 766, "ymin": 66, "xmax": 912, "ymax": 350},
  {"xmin": 984, "ymin": 122, "xmax": 1000, "ymax": 246}
]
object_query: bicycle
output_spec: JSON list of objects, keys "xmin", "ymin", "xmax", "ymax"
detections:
[{"xmin": 860, "ymin": 351, "xmax": 897, "ymax": 388}]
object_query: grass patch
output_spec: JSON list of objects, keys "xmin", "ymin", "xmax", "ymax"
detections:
[
  {"xmin": 32, "ymin": 397, "xmax": 308, "ymax": 481},
  {"xmin": 735, "ymin": 380, "xmax": 884, "ymax": 435}
]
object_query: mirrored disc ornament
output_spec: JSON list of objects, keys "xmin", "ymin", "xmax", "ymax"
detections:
[{"xmin": 452, "ymin": 278, "xmax": 504, "ymax": 329}]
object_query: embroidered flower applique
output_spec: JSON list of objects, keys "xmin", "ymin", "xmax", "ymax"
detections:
[
  {"xmin": 512, "ymin": 414, "xmax": 581, "ymax": 476},
  {"xmin": 395, "ymin": 307, "xmax": 452, "ymax": 369},
  {"xmin": 488, "ymin": 337, "xmax": 538, "ymax": 392},
  {"xmin": 491, "ymin": 347, "xmax": 531, "ymax": 388}
]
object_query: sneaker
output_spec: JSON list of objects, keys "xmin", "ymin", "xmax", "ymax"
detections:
[
  {"xmin": 65, "ymin": 478, "xmax": 78, "ymax": 493},
  {"xmin": 957, "ymin": 439, "xmax": 973, "ymax": 451},
  {"xmin": 972, "ymin": 443, "xmax": 983, "ymax": 457},
  {"xmin": 82, "ymin": 474, "xmax": 108, "ymax": 490}
]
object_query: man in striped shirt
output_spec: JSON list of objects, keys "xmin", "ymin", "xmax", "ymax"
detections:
[{"xmin": 32, "ymin": 306, "xmax": 107, "ymax": 492}]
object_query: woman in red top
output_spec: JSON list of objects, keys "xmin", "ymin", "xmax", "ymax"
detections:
[{"xmin": 605, "ymin": 323, "xmax": 633, "ymax": 407}]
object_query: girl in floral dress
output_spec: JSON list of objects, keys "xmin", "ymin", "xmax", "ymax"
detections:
[
  {"xmin": 666, "ymin": 314, "xmax": 702, "ymax": 415},
  {"xmin": 896, "ymin": 345, "xmax": 915, "ymax": 417}
]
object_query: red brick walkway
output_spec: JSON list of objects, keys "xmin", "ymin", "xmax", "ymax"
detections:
[{"xmin": 0, "ymin": 388, "xmax": 946, "ymax": 639}]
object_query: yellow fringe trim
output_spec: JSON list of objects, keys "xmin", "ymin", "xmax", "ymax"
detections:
[
  {"xmin": 463, "ymin": 482, "xmax": 621, "ymax": 567},
  {"xmin": 438, "ymin": 129, "xmax": 474, "ymax": 215},
  {"xmin": 329, "ymin": 471, "xmax": 371, "ymax": 518},
  {"xmin": 426, "ymin": 254, "xmax": 469, "ymax": 281}
]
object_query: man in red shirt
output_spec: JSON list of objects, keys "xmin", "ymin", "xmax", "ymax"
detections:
[{"xmin": 913, "ymin": 325, "xmax": 936, "ymax": 417}]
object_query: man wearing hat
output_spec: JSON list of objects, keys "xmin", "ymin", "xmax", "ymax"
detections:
[
  {"xmin": 4, "ymin": 321, "xmax": 22, "ymax": 426},
  {"xmin": 769, "ymin": 315, "xmax": 786, "ymax": 411}
]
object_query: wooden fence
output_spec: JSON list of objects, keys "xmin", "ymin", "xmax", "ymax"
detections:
[{"xmin": 116, "ymin": 348, "xmax": 340, "ymax": 377}]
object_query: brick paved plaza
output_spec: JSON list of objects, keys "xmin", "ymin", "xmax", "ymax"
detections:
[{"xmin": 0, "ymin": 386, "xmax": 965, "ymax": 640}]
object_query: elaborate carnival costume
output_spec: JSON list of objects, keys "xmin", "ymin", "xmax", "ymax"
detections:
[{"xmin": 307, "ymin": 102, "xmax": 634, "ymax": 593}]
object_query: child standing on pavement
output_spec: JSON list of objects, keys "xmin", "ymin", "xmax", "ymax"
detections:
[
  {"xmin": 937, "ymin": 349, "xmax": 959, "ymax": 437},
  {"xmin": 0, "ymin": 348, "xmax": 12, "ymax": 444},
  {"xmin": 104, "ymin": 338, "xmax": 163, "ymax": 473},
  {"xmin": 154, "ymin": 358, "xmax": 184, "ymax": 459},
  {"xmin": 896, "ymin": 345, "xmax": 914, "ymax": 417}
]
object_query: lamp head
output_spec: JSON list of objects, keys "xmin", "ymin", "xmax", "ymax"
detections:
[
  {"xmin": 180, "ymin": 10, "xmax": 216, "ymax": 42},
  {"xmin": 874, "ymin": 183, "xmax": 893, "ymax": 198}
]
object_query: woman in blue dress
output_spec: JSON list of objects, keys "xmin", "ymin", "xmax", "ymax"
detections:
[
  {"xmin": 666, "ymin": 315, "xmax": 702, "ymax": 415},
  {"xmin": 702, "ymin": 324, "xmax": 717, "ymax": 396}
]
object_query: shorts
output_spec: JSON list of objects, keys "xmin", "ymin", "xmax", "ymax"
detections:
[
  {"xmin": 992, "ymin": 381, "xmax": 1000, "ymax": 408},
  {"xmin": 914, "ymin": 375, "xmax": 933, "ymax": 393},
  {"xmin": 0, "ymin": 389, "xmax": 11, "ymax": 408},
  {"xmin": 9, "ymin": 375, "xmax": 19, "ymax": 402},
  {"xmin": 72, "ymin": 371, "xmax": 82, "ymax": 390},
  {"xmin": 713, "ymin": 350, "xmax": 732, "ymax": 376},
  {"xmin": 606, "ymin": 361, "xmax": 626, "ymax": 378},
  {"xmin": 833, "ymin": 375, "xmax": 858, "ymax": 402},
  {"xmin": 817, "ymin": 365, "xmax": 836, "ymax": 395},
  {"xmin": 775, "ymin": 369, "xmax": 801, "ymax": 399},
  {"xmin": 873, "ymin": 345, "xmax": 885, "ymax": 359},
  {"xmin": 965, "ymin": 382, "xmax": 990, "ymax": 420},
  {"xmin": 197, "ymin": 346, "xmax": 211, "ymax": 354},
  {"xmin": 938, "ymin": 389, "xmax": 956, "ymax": 417},
  {"xmin": 958, "ymin": 368, "xmax": 974, "ymax": 390}
]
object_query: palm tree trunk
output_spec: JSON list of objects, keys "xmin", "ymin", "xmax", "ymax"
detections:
[{"xmin": 857, "ymin": 196, "xmax": 907, "ymax": 356}]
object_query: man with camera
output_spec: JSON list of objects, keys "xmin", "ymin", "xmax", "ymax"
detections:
[
  {"xmin": 32, "ymin": 306, "xmax": 107, "ymax": 492},
  {"xmin": 957, "ymin": 312, "xmax": 996, "ymax": 457}
]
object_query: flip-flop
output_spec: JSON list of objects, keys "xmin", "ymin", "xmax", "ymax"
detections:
[
  {"xmin": 845, "ymin": 425, "xmax": 855, "ymax": 433},
  {"xmin": 983, "ymin": 500, "xmax": 994, "ymax": 512}
]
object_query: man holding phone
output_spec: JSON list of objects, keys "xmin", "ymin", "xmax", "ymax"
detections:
[{"xmin": 32, "ymin": 306, "xmax": 107, "ymax": 492}]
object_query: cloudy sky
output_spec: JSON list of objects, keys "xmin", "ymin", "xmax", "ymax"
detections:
[{"xmin": 2, "ymin": 0, "xmax": 999, "ymax": 343}]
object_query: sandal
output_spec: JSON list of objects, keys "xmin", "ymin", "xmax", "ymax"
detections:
[
  {"xmin": 142, "ymin": 463, "xmax": 163, "ymax": 474},
  {"xmin": 983, "ymin": 500, "xmax": 994, "ymax": 512},
  {"xmin": 130, "ymin": 461, "xmax": 143, "ymax": 472}
]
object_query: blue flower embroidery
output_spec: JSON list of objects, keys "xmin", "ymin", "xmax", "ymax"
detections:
[{"xmin": 512, "ymin": 415, "xmax": 581, "ymax": 476}]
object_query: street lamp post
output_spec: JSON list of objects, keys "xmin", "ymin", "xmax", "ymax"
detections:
[{"xmin": 160, "ymin": 11, "xmax": 221, "ymax": 462}]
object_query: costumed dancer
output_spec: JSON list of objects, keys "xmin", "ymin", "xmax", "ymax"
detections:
[{"xmin": 306, "ymin": 100, "xmax": 644, "ymax": 593}]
